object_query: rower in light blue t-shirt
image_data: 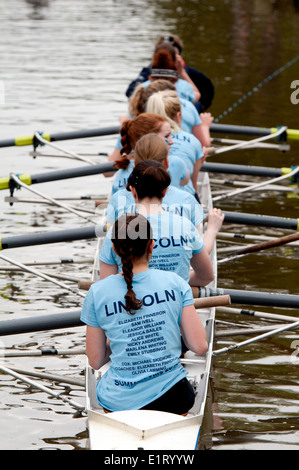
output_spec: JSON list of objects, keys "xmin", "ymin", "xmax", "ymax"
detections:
[
  {"xmin": 111, "ymin": 160, "xmax": 135, "ymax": 195},
  {"xmin": 111, "ymin": 155, "xmax": 188, "ymax": 195},
  {"xmin": 80, "ymin": 268, "xmax": 194, "ymax": 412},
  {"xmin": 100, "ymin": 211, "xmax": 204, "ymax": 282},
  {"xmin": 180, "ymin": 97, "xmax": 202, "ymax": 133},
  {"xmin": 142, "ymin": 78, "xmax": 195, "ymax": 103},
  {"xmin": 169, "ymin": 130, "xmax": 204, "ymax": 196},
  {"xmin": 105, "ymin": 185, "xmax": 204, "ymax": 228}
]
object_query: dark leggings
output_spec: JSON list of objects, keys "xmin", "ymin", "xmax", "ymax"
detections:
[{"xmin": 140, "ymin": 378, "xmax": 195, "ymax": 415}]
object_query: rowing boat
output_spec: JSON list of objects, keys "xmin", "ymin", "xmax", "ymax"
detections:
[{"xmin": 85, "ymin": 170, "xmax": 217, "ymax": 450}]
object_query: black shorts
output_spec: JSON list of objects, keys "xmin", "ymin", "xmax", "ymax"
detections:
[{"xmin": 140, "ymin": 378, "xmax": 195, "ymax": 415}]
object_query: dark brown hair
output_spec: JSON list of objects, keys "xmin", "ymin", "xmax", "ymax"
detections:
[
  {"xmin": 111, "ymin": 214, "xmax": 153, "ymax": 315},
  {"xmin": 150, "ymin": 48, "xmax": 178, "ymax": 81},
  {"xmin": 127, "ymin": 160, "xmax": 170, "ymax": 200}
]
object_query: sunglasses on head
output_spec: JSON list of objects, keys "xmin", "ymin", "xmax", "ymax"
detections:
[{"xmin": 162, "ymin": 36, "xmax": 182, "ymax": 54}]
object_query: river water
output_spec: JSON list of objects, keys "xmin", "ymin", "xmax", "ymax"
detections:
[{"xmin": 0, "ymin": 0, "xmax": 298, "ymax": 450}]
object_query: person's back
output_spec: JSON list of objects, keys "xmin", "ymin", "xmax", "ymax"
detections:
[
  {"xmin": 82, "ymin": 268, "xmax": 193, "ymax": 412},
  {"xmin": 100, "ymin": 210, "xmax": 204, "ymax": 283},
  {"xmin": 81, "ymin": 213, "xmax": 208, "ymax": 415},
  {"xmin": 105, "ymin": 184, "xmax": 204, "ymax": 228}
]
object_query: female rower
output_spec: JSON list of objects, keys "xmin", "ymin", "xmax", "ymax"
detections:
[
  {"xmin": 126, "ymin": 34, "xmax": 215, "ymax": 113},
  {"xmin": 110, "ymin": 113, "xmax": 189, "ymax": 194},
  {"xmin": 100, "ymin": 160, "xmax": 214, "ymax": 287},
  {"xmin": 81, "ymin": 213, "xmax": 208, "ymax": 414},
  {"xmin": 128, "ymin": 79, "xmax": 212, "ymax": 147},
  {"xmin": 105, "ymin": 135, "xmax": 224, "ymax": 254},
  {"xmin": 145, "ymin": 90, "xmax": 206, "ymax": 196},
  {"xmin": 144, "ymin": 44, "xmax": 201, "ymax": 105}
]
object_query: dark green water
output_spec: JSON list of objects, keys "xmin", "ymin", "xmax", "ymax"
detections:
[{"xmin": 0, "ymin": 0, "xmax": 298, "ymax": 450}]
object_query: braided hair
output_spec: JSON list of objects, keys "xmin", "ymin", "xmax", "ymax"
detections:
[
  {"xmin": 111, "ymin": 214, "xmax": 153, "ymax": 315},
  {"xmin": 113, "ymin": 113, "xmax": 167, "ymax": 170}
]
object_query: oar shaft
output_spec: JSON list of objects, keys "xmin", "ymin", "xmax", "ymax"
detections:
[
  {"xmin": 0, "ymin": 126, "xmax": 120, "ymax": 148},
  {"xmin": 217, "ymin": 306, "xmax": 299, "ymax": 323},
  {"xmin": 29, "ymin": 162, "xmax": 115, "ymax": 184},
  {"xmin": 213, "ymin": 320, "xmax": 299, "ymax": 356},
  {"xmin": 1, "ymin": 122, "xmax": 298, "ymax": 149},
  {"xmin": 0, "ymin": 162, "xmax": 115, "ymax": 191},
  {"xmin": 210, "ymin": 123, "xmax": 299, "ymax": 141},
  {"xmin": 0, "ymin": 364, "xmax": 85, "ymax": 410},
  {"xmin": 0, "ymin": 310, "xmax": 83, "ymax": 336},
  {"xmin": 222, "ymin": 210, "xmax": 299, "ymax": 231},
  {"xmin": 0, "ymin": 225, "xmax": 107, "ymax": 250},
  {"xmin": 197, "ymin": 287, "xmax": 299, "ymax": 309},
  {"xmin": 210, "ymin": 123, "xmax": 273, "ymax": 137},
  {"xmin": 201, "ymin": 162, "xmax": 292, "ymax": 178}
]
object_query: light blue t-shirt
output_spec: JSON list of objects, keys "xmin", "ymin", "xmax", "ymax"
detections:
[
  {"xmin": 111, "ymin": 156, "xmax": 188, "ymax": 193},
  {"xmin": 180, "ymin": 98, "xmax": 201, "ymax": 133},
  {"xmin": 100, "ymin": 212, "xmax": 204, "ymax": 282},
  {"xmin": 80, "ymin": 269, "xmax": 194, "ymax": 411},
  {"xmin": 143, "ymin": 78, "xmax": 195, "ymax": 103},
  {"xmin": 105, "ymin": 185, "xmax": 204, "ymax": 227},
  {"xmin": 169, "ymin": 130, "xmax": 204, "ymax": 195},
  {"xmin": 168, "ymin": 154, "xmax": 188, "ymax": 187},
  {"xmin": 111, "ymin": 160, "xmax": 135, "ymax": 195}
]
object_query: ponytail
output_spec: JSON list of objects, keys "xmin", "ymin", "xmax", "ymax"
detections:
[
  {"xmin": 112, "ymin": 214, "xmax": 153, "ymax": 315},
  {"xmin": 146, "ymin": 91, "xmax": 181, "ymax": 133},
  {"xmin": 127, "ymin": 160, "xmax": 170, "ymax": 200}
]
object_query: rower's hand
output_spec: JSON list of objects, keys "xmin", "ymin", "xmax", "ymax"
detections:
[
  {"xmin": 207, "ymin": 208, "xmax": 224, "ymax": 234},
  {"xmin": 200, "ymin": 112, "xmax": 214, "ymax": 128},
  {"xmin": 175, "ymin": 54, "xmax": 185, "ymax": 76}
]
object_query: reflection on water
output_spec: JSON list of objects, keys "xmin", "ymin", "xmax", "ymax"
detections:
[{"xmin": 0, "ymin": 0, "xmax": 299, "ymax": 450}]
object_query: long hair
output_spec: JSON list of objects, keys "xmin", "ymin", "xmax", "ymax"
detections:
[
  {"xmin": 127, "ymin": 160, "xmax": 170, "ymax": 201},
  {"xmin": 114, "ymin": 113, "xmax": 167, "ymax": 170},
  {"xmin": 134, "ymin": 133, "xmax": 169, "ymax": 166},
  {"xmin": 150, "ymin": 48, "xmax": 178, "ymax": 81},
  {"xmin": 145, "ymin": 90, "xmax": 181, "ymax": 132},
  {"xmin": 111, "ymin": 214, "xmax": 153, "ymax": 315},
  {"xmin": 129, "ymin": 79, "xmax": 176, "ymax": 118}
]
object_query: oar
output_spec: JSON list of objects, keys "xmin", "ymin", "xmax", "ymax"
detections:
[
  {"xmin": 0, "ymin": 161, "xmax": 115, "ymax": 192},
  {"xmin": 0, "ymin": 310, "xmax": 83, "ymax": 336},
  {"xmin": 0, "ymin": 224, "xmax": 107, "ymax": 251},
  {"xmin": 210, "ymin": 123, "xmax": 299, "ymax": 141},
  {"xmin": 9, "ymin": 173, "xmax": 97, "ymax": 224},
  {"xmin": 218, "ymin": 231, "xmax": 299, "ymax": 247},
  {"xmin": 201, "ymin": 162, "xmax": 296, "ymax": 178},
  {"xmin": 194, "ymin": 287, "xmax": 299, "ymax": 309},
  {"xmin": 213, "ymin": 320, "xmax": 299, "ymax": 356},
  {"xmin": 0, "ymin": 125, "xmax": 120, "ymax": 148},
  {"xmin": 0, "ymin": 347, "xmax": 85, "ymax": 357},
  {"xmin": 217, "ymin": 306, "xmax": 299, "ymax": 324},
  {"xmin": 0, "ymin": 253, "xmax": 86, "ymax": 298},
  {"xmin": 2, "ymin": 287, "xmax": 299, "ymax": 338},
  {"xmin": 213, "ymin": 166, "xmax": 299, "ymax": 202},
  {"xmin": 221, "ymin": 211, "xmax": 299, "ymax": 231},
  {"xmin": 9, "ymin": 367, "xmax": 85, "ymax": 387},
  {"xmin": 0, "ymin": 297, "xmax": 232, "ymax": 337},
  {"xmin": 218, "ymin": 232, "xmax": 299, "ymax": 264},
  {"xmin": 212, "ymin": 126, "xmax": 287, "ymax": 155},
  {"xmin": 0, "ymin": 364, "xmax": 85, "ymax": 411},
  {"xmin": 0, "ymin": 122, "xmax": 298, "ymax": 149}
]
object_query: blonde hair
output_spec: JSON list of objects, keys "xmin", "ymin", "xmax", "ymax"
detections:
[
  {"xmin": 134, "ymin": 134, "xmax": 169, "ymax": 165},
  {"xmin": 145, "ymin": 90, "xmax": 181, "ymax": 133}
]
